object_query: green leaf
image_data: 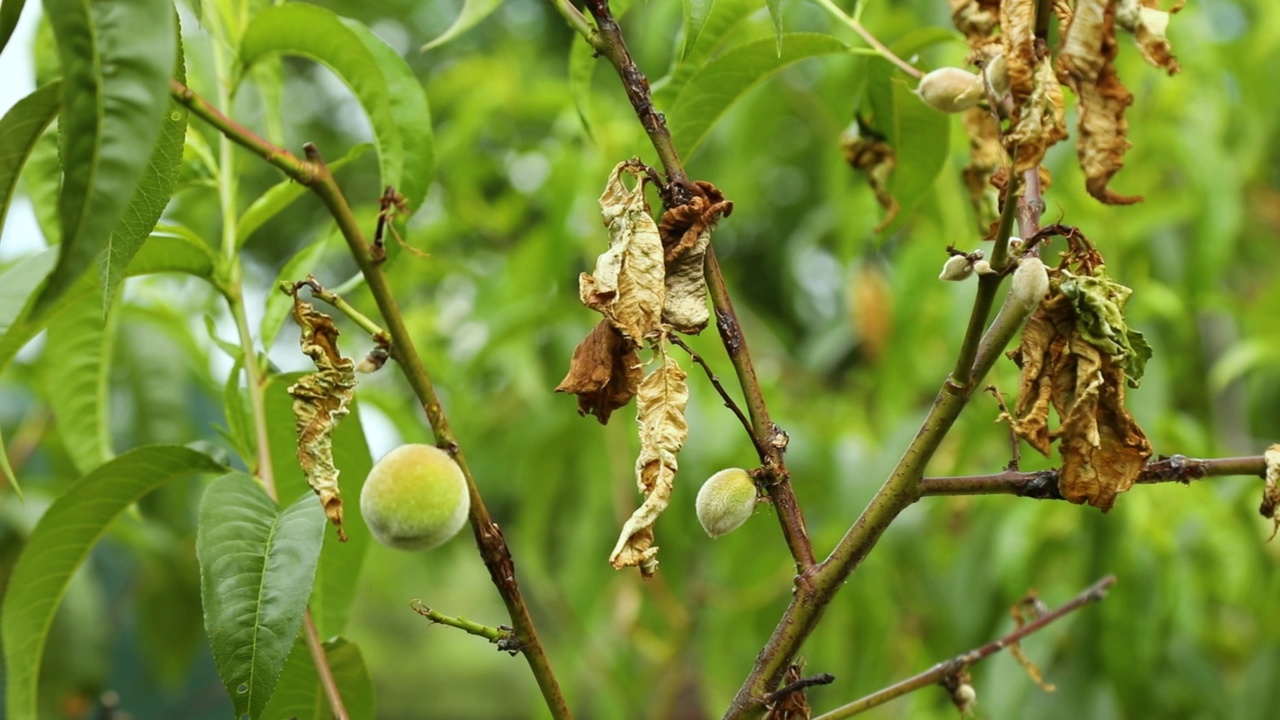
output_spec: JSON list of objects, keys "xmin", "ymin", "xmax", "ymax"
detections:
[
  {"xmin": 265, "ymin": 373, "xmax": 373, "ymax": 637},
  {"xmin": 221, "ymin": 356, "xmax": 255, "ymax": 466},
  {"xmin": 655, "ymin": 0, "xmax": 756, "ymax": 106},
  {"xmin": 240, "ymin": 5, "xmax": 434, "ymax": 213},
  {"xmin": 679, "ymin": 0, "xmax": 716, "ymax": 60},
  {"xmin": 236, "ymin": 143, "xmax": 371, "ymax": 248},
  {"xmin": 260, "ymin": 236, "xmax": 333, "ymax": 350},
  {"xmin": 1, "ymin": 445, "xmax": 225, "ymax": 720},
  {"xmin": 33, "ymin": 0, "xmax": 176, "ymax": 315},
  {"xmin": 21, "ymin": 126, "xmax": 61, "ymax": 244},
  {"xmin": 421, "ymin": 0, "xmax": 504, "ymax": 51},
  {"xmin": 197, "ymin": 473, "xmax": 326, "ymax": 720},
  {"xmin": 863, "ymin": 62, "xmax": 950, "ymax": 229},
  {"xmin": 569, "ymin": 0, "xmax": 634, "ymax": 138},
  {"xmin": 100, "ymin": 31, "xmax": 189, "ymax": 311},
  {"xmin": 260, "ymin": 636, "xmax": 375, "ymax": 720},
  {"xmin": 41, "ymin": 289, "xmax": 118, "ymax": 475},
  {"xmin": 0, "ymin": 81, "xmax": 61, "ymax": 242},
  {"xmin": 765, "ymin": 0, "xmax": 783, "ymax": 57},
  {"xmin": 667, "ymin": 33, "xmax": 850, "ymax": 157},
  {"xmin": 0, "ymin": 232, "xmax": 216, "ymax": 374},
  {"xmin": 0, "ymin": 421, "xmax": 19, "ymax": 499},
  {"xmin": 0, "ymin": 0, "xmax": 24, "ymax": 55}
]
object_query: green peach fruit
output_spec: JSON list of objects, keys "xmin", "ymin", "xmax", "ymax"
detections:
[
  {"xmin": 696, "ymin": 468, "xmax": 757, "ymax": 538},
  {"xmin": 360, "ymin": 444, "xmax": 470, "ymax": 551}
]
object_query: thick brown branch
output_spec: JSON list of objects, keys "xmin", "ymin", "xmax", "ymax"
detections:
[{"xmin": 812, "ymin": 576, "xmax": 1117, "ymax": 719}]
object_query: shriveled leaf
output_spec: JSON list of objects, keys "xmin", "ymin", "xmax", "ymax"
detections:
[
  {"xmin": 1001, "ymin": 0, "xmax": 1068, "ymax": 172},
  {"xmin": 287, "ymin": 300, "xmax": 357, "ymax": 541},
  {"xmin": 579, "ymin": 161, "xmax": 665, "ymax": 346},
  {"xmin": 421, "ymin": 0, "xmax": 503, "ymax": 51},
  {"xmin": 197, "ymin": 473, "xmax": 326, "ymax": 720},
  {"xmin": 261, "ymin": 236, "xmax": 334, "ymax": 349},
  {"xmin": 0, "ymin": 82, "xmax": 61, "ymax": 243},
  {"xmin": 3, "ymin": 446, "xmax": 224, "ymax": 720},
  {"xmin": 1010, "ymin": 592, "xmax": 1057, "ymax": 692},
  {"xmin": 657, "ymin": 181, "xmax": 732, "ymax": 334},
  {"xmin": 1057, "ymin": 0, "xmax": 1142, "ymax": 205},
  {"xmin": 1116, "ymin": 0, "xmax": 1180, "ymax": 74},
  {"xmin": 556, "ymin": 319, "xmax": 642, "ymax": 424},
  {"xmin": 1261, "ymin": 444, "xmax": 1279, "ymax": 540},
  {"xmin": 1059, "ymin": 268, "xmax": 1150, "ymax": 386},
  {"xmin": 34, "ymin": 0, "xmax": 176, "ymax": 315},
  {"xmin": 840, "ymin": 120, "xmax": 898, "ymax": 229},
  {"xmin": 609, "ymin": 344, "xmax": 689, "ymax": 576}
]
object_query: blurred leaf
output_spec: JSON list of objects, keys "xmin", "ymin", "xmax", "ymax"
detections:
[
  {"xmin": 140, "ymin": 226, "xmax": 218, "ymax": 278},
  {"xmin": 668, "ymin": 33, "xmax": 850, "ymax": 157},
  {"xmin": 1, "ymin": 446, "xmax": 224, "ymax": 720},
  {"xmin": 864, "ymin": 62, "xmax": 950, "ymax": 230},
  {"xmin": 0, "ymin": 249, "xmax": 55, "ymax": 339},
  {"xmin": 236, "ymin": 143, "xmax": 371, "ymax": 248},
  {"xmin": 260, "ymin": 636, "xmax": 375, "ymax": 720},
  {"xmin": 100, "ymin": 38, "xmax": 189, "ymax": 311},
  {"xmin": 0, "ymin": 422, "xmax": 18, "ymax": 499},
  {"xmin": 265, "ymin": 373, "xmax": 372, "ymax": 638},
  {"xmin": 240, "ymin": 5, "xmax": 434, "ymax": 213},
  {"xmin": 0, "ymin": 0, "xmax": 25, "ymax": 55},
  {"xmin": 422, "ymin": 0, "xmax": 504, "ymax": 52},
  {"xmin": 262, "ymin": 234, "xmax": 333, "ymax": 348},
  {"xmin": 222, "ymin": 356, "xmax": 255, "ymax": 466},
  {"xmin": 0, "ymin": 82, "xmax": 60, "ymax": 242},
  {"xmin": 569, "ymin": 0, "xmax": 633, "ymax": 138},
  {"xmin": 197, "ymin": 472, "xmax": 326, "ymax": 720},
  {"xmin": 32, "ymin": 0, "xmax": 175, "ymax": 316},
  {"xmin": 680, "ymin": 0, "xmax": 716, "ymax": 60},
  {"xmin": 22, "ymin": 127, "xmax": 61, "ymax": 244},
  {"xmin": 765, "ymin": 0, "xmax": 783, "ymax": 57},
  {"xmin": 655, "ymin": 0, "xmax": 757, "ymax": 106},
  {"xmin": 41, "ymin": 289, "xmax": 118, "ymax": 475}
]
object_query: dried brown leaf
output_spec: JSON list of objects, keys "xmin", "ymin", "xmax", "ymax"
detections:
[
  {"xmin": 1116, "ymin": 0, "xmax": 1181, "ymax": 75},
  {"xmin": 1000, "ymin": 0, "xmax": 1067, "ymax": 171},
  {"xmin": 555, "ymin": 319, "xmax": 642, "ymax": 424},
  {"xmin": 840, "ymin": 122, "xmax": 899, "ymax": 230},
  {"xmin": 287, "ymin": 299, "xmax": 357, "ymax": 541},
  {"xmin": 658, "ymin": 181, "xmax": 733, "ymax": 334},
  {"xmin": 1262, "ymin": 444, "xmax": 1280, "ymax": 540},
  {"xmin": 609, "ymin": 344, "xmax": 689, "ymax": 577},
  {"xmin": 1010, "ymin": 593, "xmax": 1057, "ymax": 692},
  {"xmin": 962, "ymin": 107, "xmax": 1004, "ymax": 227},
  {"xmin": 580, "ymin": 161, "xmax": 666, "ymax": 344},
  {"xmin": 950, "ymin": 0, "xmax": 1002, "ymax": 44},
  {"xmin": 1058, "ymin": 0, "xmax": 1143, "ymax": 205}
]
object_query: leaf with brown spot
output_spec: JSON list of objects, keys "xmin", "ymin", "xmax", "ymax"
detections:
[
  {"xmin": 555, "ymin": 319, "xmax": 642, "ymax": 424},
  {"xmin": 579, "ymin": 160, "xmax": 666, "ymax": 345},
  {"xmin": 1057, "ymin": 0, "xmax": 1143, "ymax": 205},
  {"xmin": 1116, "ymin": 0, "xmax": 1181, "ymax": 75},
  {"xmin": 658, "ymin": 181, "xmax": 733, "ymax": 334},
  {"xmin": 287, "ymin": 299, "xmax": 357, "ymax": 541},
  {"xmin": 609, "ymin": 340, "xmax": 689, "ymax": 577}
]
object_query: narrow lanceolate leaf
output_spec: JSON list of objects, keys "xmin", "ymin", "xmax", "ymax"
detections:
[
  {"xmin": 668, "ymin": 33, "xmax": 849, "ymax": 157},
  {"xmin": 421, "ymin": 0, "xmax": 503, "ymax": 51},
  {"xmin": 609, "ymin": 344, "xmax": 689, "ymax": 577},
  {"xmin": 237, "ymin": 143, "xmax": 371, "ymax": 248},
  {"xmin": 34, "ymin": 0, "xmax": 176, "ymax": 315},
  {"xmin": 41, "ymin": 289, "xmax": 118, "ymax": 475},
  {"xmin": 2, "ymin": 446, "xmax": 225, "ymax": 720},
  {"xmin": 0, "ymin": 81, "xmax": 61, "ymax": 242},
  {"xmin": 260, "ymin": 636, "xmax": 375, "ymax": 720},
  {"xmin": 679, "ymin": 0, "xmax": 716, "ymax": 61},
  {"xmin": 579, "ymin": 161, "xmax": 665, "ymax": 346},
  {"xmin": 0, "ymin": 0, "xmax": 26, "ymax": 55},
  {"xmin": 241, "ymin": 5, "xmax": 434, "ymax": 213},
  {"xmin": 265, "ymin": 373, "xmax": 373, "ymax": 638},
  {"xmin": 197, "ymin": 473, "xmax": 326, "ymax": 720},
  {"xmin": 287, "ymin": 300, "xmax": 357, "ymax": 541},
  {"xmin": 764, "ymin": 0, "xmax": 784, "ymax": 56}
]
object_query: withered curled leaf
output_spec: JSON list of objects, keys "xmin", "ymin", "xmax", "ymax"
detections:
[
  {"xmin": 287, "ymin": 299, "xmax": 357, "ymax": 541},
  {"xmin": 555, "ymin": 319, "xmax": 642, "ymax": 424},
  {"xmin": 609, "ymin": 344, "xmax": 689, "ymax": 577},
  {"xmin": 1009, "ymin": 593, "xmax": 1057, "ymax": 692},
  {"xmin": 1057, "ymin": 0, "xmax": 1142, "ymax": 205},
  {"xmin": 658, "ymin": 181, "xmax": 733, "ymax": 334},
  {"xmin": 1262, "ymin": 444, "xmax": 1280, "ymax": 540},
  {"xmin": 1009, "ymin": 288, "xmax": 1153, "ymax": 511},
  {"xmin": 961, "ymin": 107, "xmax": 1004, "ymax": 227},
  {"xmin": 579, "ymin": 160, "xmax": 666, "ymax": 345},
  {"xmin": 1059, "ymin": 268, "xmax": 1152, "ymax": 386},
  {"xmin": 840, "ymin": 120, "xmax": 899, "ymax": 230},
  {"xmin": 1116, "ymin": 0, "xmax": 1181, "ymax": 75}
]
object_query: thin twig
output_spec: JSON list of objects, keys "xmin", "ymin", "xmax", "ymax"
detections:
[
  {"xmin": 668, "ymin": 335, "xmax": 765, "ymax": 460},
  {"xmin": 410, "ymin": 601, "xmax": 523, "ymax": 655},
  {"xmin": 762, "ymin": 672, "xmax": 836, "ymax": 706},
  {"xmin": 287, "ymin": 276, "xmax": 391, "ymax": 342},
  {"xmin": 918, "ymin": 455, "xmax": 1269, "ymax": 498},
  {"xmin": 172, "ymin": 81, "xmax": 573, "ymax": 720},
  {"xmin": 812, "ymin": 576, "xmax": 1117, "ymax": 719},
  {"xmin": 303, "ymin": 610, "xmax": 350, "ymax": 720},
  {"xmin": 953, "ymin": 175, "xmax": 1021, "ymax": 388}
]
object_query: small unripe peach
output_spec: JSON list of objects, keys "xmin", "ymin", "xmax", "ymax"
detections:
[
  {"xmin": 360, "ymin": 444, "xmax": 470, "ymax": 551},
  {"xmin": 916, "ymin": 67, "xmax": 985, "ymax": 113},
  {"xmin": 696, "ymin": 468, "xmax": 757, "ymax": 538}
]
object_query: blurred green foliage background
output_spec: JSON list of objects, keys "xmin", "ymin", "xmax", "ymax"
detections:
[{"xmin": 2, "ymin": 0, "xmax": 1279, "ymax": 718}]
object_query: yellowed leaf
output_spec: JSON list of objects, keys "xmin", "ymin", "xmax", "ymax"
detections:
[
  {"xmin": 287, "ymin": 299, "xmax": 357, "ymax": 541},
  {"xmin": 1116, "ymin": 0, "xmax": 1181, "ymax": 75},
  {"xmin": 609, "ymin": 341, "xmax": 689, "ymax": 577},
  {"xmin": 658, "ymin": 181, "xmax": 733, "ymax": 334},
  {"xmin": 580, "ymin": 160, "xmax": 666, "ymax": 345}
]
